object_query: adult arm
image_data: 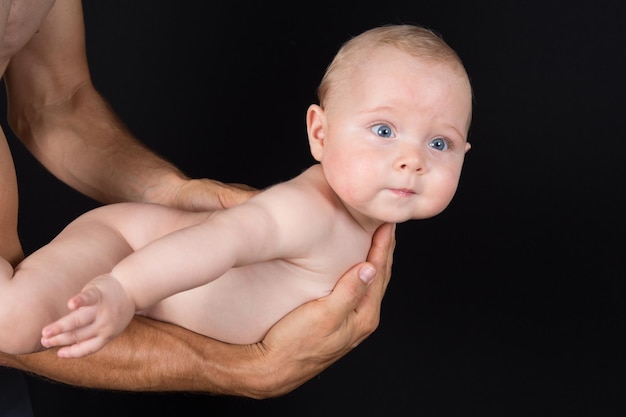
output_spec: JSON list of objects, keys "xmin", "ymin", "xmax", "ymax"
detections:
[
  {"xmin": 4, "ymin": 0, "xmax": 251, "ymax": 210},
  {"xmin": 0, "ymin": 223, "xmax": 395, "ymax": 397}
]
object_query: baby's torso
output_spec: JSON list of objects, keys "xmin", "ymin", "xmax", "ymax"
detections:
[
  {"xmin": 142, "ymin": 165, "xmax": 375, "ymax": 344},
  {"xmin": 143, "ymin": 229, "xmax": 371, "ymax": 344}
]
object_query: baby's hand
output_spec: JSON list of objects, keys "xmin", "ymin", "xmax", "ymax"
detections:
[{"xmin": 41, "ymin": 274, "xmax": 135, "ymax": 358}]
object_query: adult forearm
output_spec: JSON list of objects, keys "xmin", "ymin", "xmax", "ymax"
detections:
[
  {"xmin": 0, "ymin": 316, "xmax": 275, "ymax": 397},
  {"xmin": 10, "ymin": 83, "xmax": 188, "ymax": 206},
  {"xmin": 4, "ymin": 0, "xmax": 190, "ymax": 208}
]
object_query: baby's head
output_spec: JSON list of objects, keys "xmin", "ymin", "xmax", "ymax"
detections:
[
  {"xmin": 306, "ymin": 24, "xmax": 473, "ymax": 229},
  {"xmin": 317, "ymin": 24, "xmax": 469, "ymax": 110}
]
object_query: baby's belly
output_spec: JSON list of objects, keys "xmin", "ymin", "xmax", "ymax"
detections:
[{"xmin": 139, "ymin": 264, "xmax": 335, "ymax": 344}]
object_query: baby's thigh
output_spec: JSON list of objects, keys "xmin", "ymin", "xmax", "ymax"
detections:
[
  {"xmin": 0, "ymin": 255, "xmax": 102, "ymax": 354},
  {"xmin": 0, "ymin": 270, "xmax": 70, "ymax": 353},
  {"xmin": 0, "ymin": 209, "xmax": 141, "ymax": 352}
]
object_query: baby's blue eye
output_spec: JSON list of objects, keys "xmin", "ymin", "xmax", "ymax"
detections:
[
  {"xmin": 429, "ymin": 137, "xmax": 449, "ymax": 151},
  {"xmin": 371, "ymin": 124, "xmax": 394, "ymax": 138}
]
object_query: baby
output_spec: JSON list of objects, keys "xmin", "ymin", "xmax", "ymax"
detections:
[{"xmin": 0, "ymin": 24, "xmax": 472, "ymax": 358}]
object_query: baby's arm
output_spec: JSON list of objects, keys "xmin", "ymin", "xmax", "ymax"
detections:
[
  {"xmin": 41, "ymin": 274, "xmax": 134, "ymax": 358},
  {"xmin": 108, "ymin": 185, "xmax": 328, "ymax": 311}
]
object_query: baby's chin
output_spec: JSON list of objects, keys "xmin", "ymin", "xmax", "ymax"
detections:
[
  {"xmin": 392, "ymin": 208, "xmax": 447, "ymax": 224},
  {"xmin": 357, "ymin": 203, "xmax": 448, "ymax": 225},
  {"xmin": 373, "ymin": 212, "xmax": 428, "ymax": 224}
]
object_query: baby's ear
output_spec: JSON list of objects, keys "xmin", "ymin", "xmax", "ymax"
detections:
[
  {"xmin": 465, "ymin": 142, "xmax": 472, "ymax": 153},
  {"xmin": 306, "ymin": 104, "xmax": 327, "ymax": 161}
]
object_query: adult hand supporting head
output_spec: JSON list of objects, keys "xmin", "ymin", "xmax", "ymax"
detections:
[{"xmin": 246, "ymin": 222, "xmax": 395, "ymax": 398}]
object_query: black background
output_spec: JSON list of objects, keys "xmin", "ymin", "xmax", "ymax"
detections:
[{"xmin": 3, "ymin": 1, "xmax": 625, "ymax": 416}]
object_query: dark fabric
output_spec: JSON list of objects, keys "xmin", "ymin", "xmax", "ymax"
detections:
[{"xmin": 0, "ymin": 369, "xmax": 34, "ymax": 417}]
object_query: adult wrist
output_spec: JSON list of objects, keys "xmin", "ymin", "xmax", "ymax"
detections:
[
  {"xmin": 206, "ymin": 343, "xmax": 296, "ymax": 399},
  {"xmin": 140, "ymin": 170, "xmax": 189, "ymax": 206}
]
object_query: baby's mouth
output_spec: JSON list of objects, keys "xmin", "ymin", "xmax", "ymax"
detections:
[{"xmin": 389, "ymin": 188, "xmax": 416, "ymax": 197}]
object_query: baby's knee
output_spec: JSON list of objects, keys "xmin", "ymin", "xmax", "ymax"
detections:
[{"xmin": 0, "ymin": 334, "xmax": 43, "ymax": 355}]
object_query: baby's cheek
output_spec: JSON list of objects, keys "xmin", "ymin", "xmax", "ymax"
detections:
[
  {"xmin": 328, "ymin": 166, "xmax": 367, "ymax": 202},
  {"xmin": 326, "ymin": 149, "xmax": 381, "ymax": 197},
  {"xmin": 432, "ymin": 175, "xmax": 461, "ymax": 211}
]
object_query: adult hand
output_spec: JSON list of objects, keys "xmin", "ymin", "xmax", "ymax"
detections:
[
  {"xmin": 169, "ymin": 178, "xmax": 259, "ymax": 211},
  {"xmin": 245, "ymin": 222, "xmax": 395, "ymax": 398}
]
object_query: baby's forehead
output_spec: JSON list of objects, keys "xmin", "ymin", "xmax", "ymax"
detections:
[
  {"xmin": 321, "ymin": 44, "xmax": 470, "ymax": 110},
  {"xmin": 336, "ymin": 46, "xmax": 456, "ymax": 89},
  {"xmin": 331, "ymin": 46, "xmax": 472, "ymax": 116},
  {"xmin": 347, "ymin": 46, "xmax": 466, "ymax": 87}
]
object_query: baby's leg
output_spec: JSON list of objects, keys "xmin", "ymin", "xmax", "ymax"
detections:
[
  {"xmin": 0, "ymin": 207, "xmax": 137, "ymax": 354},
  {"xmin": 0, "ymin": 202, "xmax": 207, "ymax": 354}
]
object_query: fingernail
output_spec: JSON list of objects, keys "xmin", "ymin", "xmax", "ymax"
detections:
[{"xmin": 359, "ymin": 264, "xmax": 376, "ymax": 284}]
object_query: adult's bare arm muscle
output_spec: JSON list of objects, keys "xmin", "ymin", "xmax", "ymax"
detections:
[
  {"xmin": 3, "ymin": 0, "xmax": 189, "ymax": 206},
  {"xmin": 0, "ymin": 223, "xmax": 394, "ymax": 397}
]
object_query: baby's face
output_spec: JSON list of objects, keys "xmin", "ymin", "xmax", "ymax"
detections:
[{"xmin": 313, "ymin": 46, "xmax": 472, "ymax": 226}]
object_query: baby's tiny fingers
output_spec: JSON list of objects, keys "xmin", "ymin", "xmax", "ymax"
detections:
[
  {"xmin": 41, "ymin": 331, "xmax": 76, "ymax": 348},
  {"xmin": 41, "ymin": 305, "xmax": 97, "ymax": 339},
  {"xmin": 41, "ymin": 316, "xmax": 100, "ymax": 349},
  {"xmin": 56, "ymin": 336, "xmax": 107, "ymax": 359}
]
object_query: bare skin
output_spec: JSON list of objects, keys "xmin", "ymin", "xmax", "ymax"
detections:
[
  {"xmin": 1, "ymin": 223, "xmax": 394, "ymax": 397},
  {"xmin": 0, "ymin": 0, "xmax": 393, "ymax": 397}
]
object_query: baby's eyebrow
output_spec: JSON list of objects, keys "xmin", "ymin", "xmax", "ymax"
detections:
[
  {"xmin": 363, "ymin": 105, "xmax": 394, "ymax": 113},
  {"xmin": 438, "ymin": 121, "xmax": 468, "ymax": 142},
  {"xmin": 355, "ymin": 106, "xmax": 395, "ymax": 118}
]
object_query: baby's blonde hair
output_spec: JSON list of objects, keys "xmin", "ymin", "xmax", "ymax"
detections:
[{"xmin": 317, "ymin": 24, "xmax": 467, "ymax": 108}]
